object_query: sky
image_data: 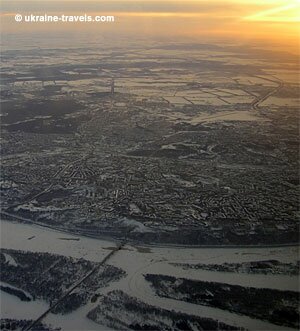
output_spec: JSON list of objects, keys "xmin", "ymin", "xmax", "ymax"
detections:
[{"xmin": 1, "ymin": 0, "xmax": 299, "ymax": 52}]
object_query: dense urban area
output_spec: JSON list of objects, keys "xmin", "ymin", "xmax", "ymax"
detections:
[{"xmin": 1, "ymin": 43, "xmax": 299, "ymax": 246}]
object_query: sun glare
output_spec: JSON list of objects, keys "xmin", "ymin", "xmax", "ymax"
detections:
[{"xmin": 244, "ymin": 0, "xmax": 300, "ymax": 22}]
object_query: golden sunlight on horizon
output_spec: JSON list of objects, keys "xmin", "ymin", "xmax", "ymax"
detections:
[
  {"xmin": 244, "ymin": 1, "xmax": 300, "ymax": 23},
  {"xmin": 1, "ymin": 0, "xmax": 299, "ymax": 52}
]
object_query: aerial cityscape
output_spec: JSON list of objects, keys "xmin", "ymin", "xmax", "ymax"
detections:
[{"xmin": 0, "ymin": 0, "xmax": 299, "ymax": 330}]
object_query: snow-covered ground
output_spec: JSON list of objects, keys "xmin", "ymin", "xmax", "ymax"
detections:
[
  {"xmin": 0, "ymin": 286, "xmax": 109, "ymax": 331},
  {"xmin": 0, "ymin": 291, "xmax": 48, "ymax": 320},
  {"xmin": 2, "ymin": 252, "xmax": 18, "ymax": 267},
  {"xmin": 0, "ymin": 281, "xmax": 33, "ymax": 300},
  {"xmin": 1, "ymin": 218, "xmax": 299, "ymax": 330}
]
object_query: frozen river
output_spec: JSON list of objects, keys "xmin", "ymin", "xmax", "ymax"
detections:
[{"xmin": 1, "ymin": 218, "xmax": 299, "ymax": 330}]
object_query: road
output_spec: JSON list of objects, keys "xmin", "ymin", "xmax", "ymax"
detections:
[
  {"xmin": 23, "ymin": 241, "xmax": 125, "ymax": 331},
  {"xmin": 251, "ymin": 76, "xmax": 284, "ymax": 110}
]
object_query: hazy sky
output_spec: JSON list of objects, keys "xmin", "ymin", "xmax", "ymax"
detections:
[{"xmin": 1, "ymin": 0, "xmax": 299, "ymax": 51}]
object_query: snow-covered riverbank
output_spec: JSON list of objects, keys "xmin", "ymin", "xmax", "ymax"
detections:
[{"xmin": 1, "ymin": 218, "xmax": 299, "ymax": 330}]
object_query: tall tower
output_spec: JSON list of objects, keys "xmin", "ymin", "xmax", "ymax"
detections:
[{"xmin": 111, "ymin": 78, "xmax": 115, "ymax": 97}]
